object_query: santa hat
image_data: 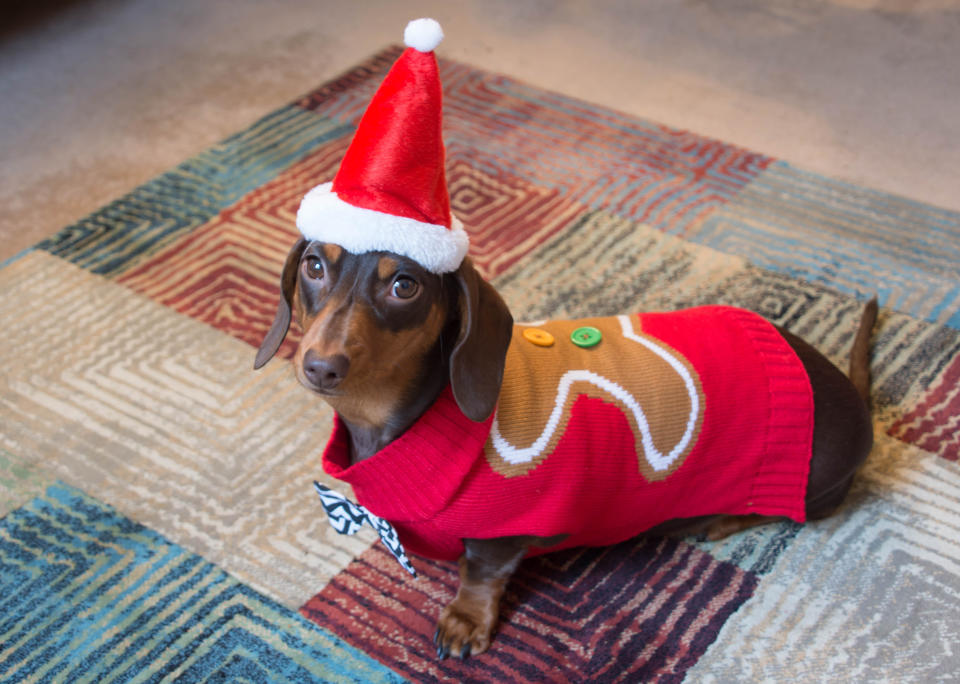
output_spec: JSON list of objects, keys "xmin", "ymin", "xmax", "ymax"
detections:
[{"xmin": 296, "ymin": 18, "xmax": 468, "ymax": 274}]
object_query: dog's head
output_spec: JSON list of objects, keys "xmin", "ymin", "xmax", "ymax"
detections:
[{"xmin": 255, "ymin": 238, "xmax": 513, "ymax": 430}]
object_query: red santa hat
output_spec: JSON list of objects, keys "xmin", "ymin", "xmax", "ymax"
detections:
[{"xmin": 296, "ymin": 18, "xmax": 468, "ymax": 274}]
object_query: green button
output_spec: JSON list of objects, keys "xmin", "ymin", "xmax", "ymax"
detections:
[{"xmin": 570, "ymin": 326, "xmax": 602, "ymax": 348}]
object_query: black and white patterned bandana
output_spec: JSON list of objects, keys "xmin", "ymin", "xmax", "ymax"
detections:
[{"xmin": 313, "ymin": 482, "xmax": 417, "ymax": 577}]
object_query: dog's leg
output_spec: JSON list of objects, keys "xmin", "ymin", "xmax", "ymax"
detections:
[
  {"xmin": 434, "ymin": 534, "xmax": 564, "ymax": 659},
  {"xmin": 434, "ymin": 537, "xmax": 528, "ymax": 659}
]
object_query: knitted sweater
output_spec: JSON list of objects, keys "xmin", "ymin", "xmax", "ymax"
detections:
[{"xmin": 322, "ymin": 306, "xmax": 814, "ymax": 562}]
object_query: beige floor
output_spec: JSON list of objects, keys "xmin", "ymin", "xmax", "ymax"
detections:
[{"xmin": 2, "ymin": 0, "xmax": 958, "ymax": 263}]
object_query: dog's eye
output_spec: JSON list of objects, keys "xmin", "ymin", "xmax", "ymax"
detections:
[
  {"xmin": 303, "ymin": 257, "xmax": 324, "ymax": 280},
  {"xmin": 391, "ymin": 276, "xmax": 420, "ymax": 300}
]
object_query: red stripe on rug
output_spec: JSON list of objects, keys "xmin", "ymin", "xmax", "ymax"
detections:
[
  {"xmin": 301, "ymin": 537, "xmax": 757, "ymax": 682},
  {"xmin": 446, "ymin": 157, "xmax": 586, "ymax": 279},
  {"xmin": 296, "ymin": 46, "xmax": 402, "ymax": 118},
  {"xmin": 888, "ymin": 353, "xmax": 960, "ymax": 461},
  {"xmin": 116, "ymin": 136, "xmax": 352, "ymax": 357}
]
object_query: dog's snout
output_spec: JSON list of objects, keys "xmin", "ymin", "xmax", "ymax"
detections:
[{"xmin": 303, "ymin": 350, "xmax": 350, "ymax": 391}]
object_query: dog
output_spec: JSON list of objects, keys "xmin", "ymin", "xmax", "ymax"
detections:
[{"xmin": 255, "ymin": 238, "xmax": 876, "ymax": 659}]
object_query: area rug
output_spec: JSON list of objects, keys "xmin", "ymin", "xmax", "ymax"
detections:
[{"xmin": 2, "ymin": 45, "xmax": 959, "ymax": 682}]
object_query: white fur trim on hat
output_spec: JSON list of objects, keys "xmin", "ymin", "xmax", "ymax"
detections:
[
  {"xmin": 404, "ymin": 18, "xmax": 444, "ymax": 53},
  {"xmin": 296, "ymin": 183, "xmax": 469, "ymax": 274}
]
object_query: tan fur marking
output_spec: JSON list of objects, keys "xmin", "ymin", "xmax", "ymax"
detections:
[
  {"xmin": 377, "ymin": 257, "xmax": 398, "ymax": 281},
  {"xmin": 322, "ymin": 243, "xmax": 343, "ymax": 263}
]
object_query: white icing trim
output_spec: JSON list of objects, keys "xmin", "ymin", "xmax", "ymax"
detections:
[
  {"xmin": 617, "ymin": 314, "xmax": 701, "ymax": 471},
  {"xmin": 490, "ymin": 315, "xmax": 701, "ymax": 473},
  {"xmin": 296, "ymin": 182, "xmax": 469, "ymax": 274}
]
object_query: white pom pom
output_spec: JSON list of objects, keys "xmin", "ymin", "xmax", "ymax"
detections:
[{"xmin": 404, "ymin": 18, "xmax": 443, "ymax": 53}]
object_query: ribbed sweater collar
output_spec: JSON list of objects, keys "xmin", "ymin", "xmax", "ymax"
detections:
[{"xmin": 321, "ymin": 386, "xmax": 494, "ymax": 522}]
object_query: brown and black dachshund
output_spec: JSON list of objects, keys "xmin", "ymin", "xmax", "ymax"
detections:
[{"xmin": 255, "ymin": 238, "xmax": 876, "ymax": 659}]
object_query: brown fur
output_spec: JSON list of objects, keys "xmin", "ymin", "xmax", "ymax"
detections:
[
  {"xmin": 434, "ymin": 534, "xmax": 566, "ymax": 659},
  {"xmin": 256, "ymin": 241, "xmax": 877, "ymax": 659}
]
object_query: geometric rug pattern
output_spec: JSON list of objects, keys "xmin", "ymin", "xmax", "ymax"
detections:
[
  {"xmin": 3, "ymin": 46, "xmax": 960, "ymax": 680},
  {"xmin": 301, "ymin": 538, "xmax": 758, "ymax": 683},
  {"xmin": 0, "ymin": 483, "xmax": 404, "ymax": 683}
]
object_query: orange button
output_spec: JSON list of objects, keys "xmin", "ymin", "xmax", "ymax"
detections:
[{"xmin": 522, "ymin": 328, "xmax": 555, "ymax": 347}]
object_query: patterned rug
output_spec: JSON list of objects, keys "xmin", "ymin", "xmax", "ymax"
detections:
[{"xmin": 2, "ymin": 46, "xmax": 959, "ymax": 682}]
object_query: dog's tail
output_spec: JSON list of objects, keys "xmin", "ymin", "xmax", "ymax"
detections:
[{"xmin": 849, "ymin": 297, "xmax": 878, "ymax": 410}]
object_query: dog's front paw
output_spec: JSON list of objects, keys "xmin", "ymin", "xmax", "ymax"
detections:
[{"xmin": 433, "ymin": 598, "xmax": 496, "ymax": 659}]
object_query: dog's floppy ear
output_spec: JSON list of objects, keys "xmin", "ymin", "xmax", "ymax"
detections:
[
  {"xmin": 254, "ymin": 238, "xmax": 307, "ymax": 370},
  {"xmin": 449, "ymin": 258, "xmax": 514, "ymax": 422}
]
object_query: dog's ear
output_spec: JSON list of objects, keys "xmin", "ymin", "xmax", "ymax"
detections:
[
  {"xmin": 254, "ymin": 238, "xmax": 307, "ymax": 370},
  {"xmin": 450, "ymin": 258, "xmax": 514, "ymax": 422}
]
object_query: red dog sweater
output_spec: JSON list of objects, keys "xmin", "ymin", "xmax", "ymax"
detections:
[{"xmin": 322, "ymin": 306, "xmax": 814, "ymax": 562}]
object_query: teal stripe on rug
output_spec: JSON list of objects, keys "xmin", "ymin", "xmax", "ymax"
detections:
[
  {"xmin": 691, "ymin": 161, "xmax": 960, "ymax": 328},
  {"xmin": 0, "ymin": 483, "xmax": 406, "ymax": 684},
  {"xmin": 36, "ymin": 106, "xmax": 353, "ymax": 277}
]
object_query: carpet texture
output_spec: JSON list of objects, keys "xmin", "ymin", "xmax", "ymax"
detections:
[{"xmin": 2, "ymin": 46, "xmax": 959, "ymax": 682}]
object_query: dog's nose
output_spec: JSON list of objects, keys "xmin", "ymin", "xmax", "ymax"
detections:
[{"xmin": 302, "ymin": 350, "xmax": 350, "ymax": 390}]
